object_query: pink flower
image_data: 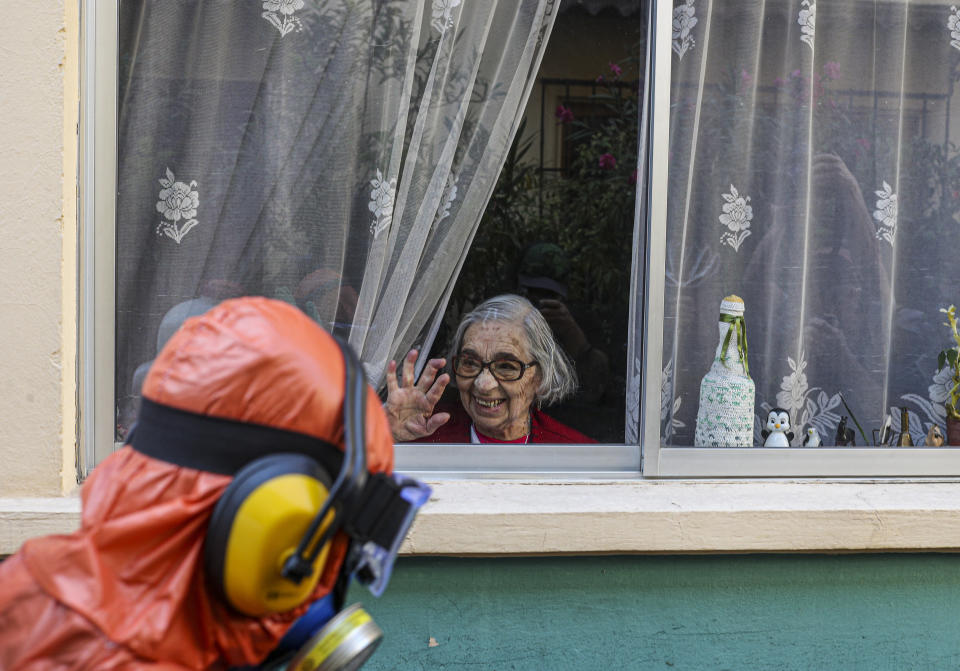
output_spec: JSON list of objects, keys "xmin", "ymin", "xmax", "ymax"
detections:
[
  {"xmin": 740, "ymin": 69, "xmax": 752, "ymax": 88},
  {"xmin": 790, "ymin": 69, "xmax": 802, "ymax": 79},
  {"xmin": 629, "ymin": 168, "xmax": 638, "ymax": 185},
  {"xmin": 773, "ymin": 76, "xmax": 785, "ymax": 87},
  {"xmin": 609, "ymin": 62, "xmax": 622, "ymax": 78},
  {"xmin": 555, "ymin": 104, "xmax": 574, "ymax": 124},
  {"xmin": 598, "ymin": 153, "xmax": 616, "ymax": 170},
  {"xmin": 596, "ymin": 75, "xmax": 605, "ymax": 83},
  {"xmin": 823, "ymin": 61, "xmax": 841, "ymax": 80}
]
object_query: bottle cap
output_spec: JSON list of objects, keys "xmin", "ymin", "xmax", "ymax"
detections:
[{"xmin": 720, "ymin": 295, "xmax": 744, "ymax": 317}]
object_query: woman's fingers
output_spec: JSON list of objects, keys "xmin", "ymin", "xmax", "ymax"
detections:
[
  {"xmin": 416, "ymin": 358, "xmax": 446, "ymax": 393},
  {"xmin": 385, "ymin": 359, "xmax": 399, "ymax": 396},
  {"xmin": 400, "ymin": 349, "xmax": 418, "ymax": 388},
  {"xmin": 385, "ymin": 351, "xmax": 448, "ymax": 442},
  {"xmin": 403, "ymin": 413, "xmax": 446, "ymax": 440},
  {"xmin": 425, "ymin": 372, "xmax": 450, "ymax": 408},
  {"xmin": 424, "ymin": 412, "xmax": 450, "ymax": 437}
]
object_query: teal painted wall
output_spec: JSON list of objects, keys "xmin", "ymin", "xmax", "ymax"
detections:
[{"xmin": 349, "ymin": 555, "xmax": 960, "ymax": 670}]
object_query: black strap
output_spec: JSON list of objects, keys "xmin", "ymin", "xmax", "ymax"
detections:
[
  {"xmin": 345, "ymin": 474, "xmax": 413, "ymax": 548},
  {"xmin": 128, "ymin": 398, "xmax": 344, "ymax": 476}
]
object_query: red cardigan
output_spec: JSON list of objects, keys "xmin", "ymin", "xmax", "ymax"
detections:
[{"xmin": 415, "ymin": 402, "xmax": 596, "ymax": 444}]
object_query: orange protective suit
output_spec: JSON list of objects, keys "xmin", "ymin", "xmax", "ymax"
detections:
[{"xmin": 0, "ymin": 297, "xmax": 395, "ymax": 670}]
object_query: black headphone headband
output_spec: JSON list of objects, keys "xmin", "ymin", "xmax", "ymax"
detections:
[
  {"xmin": 334, "ymin": 337, "xmax": 368, "ymax": 510},
  {"xmin": 129, "ymin": 398, "xmax": 344, "ymax": 476}
]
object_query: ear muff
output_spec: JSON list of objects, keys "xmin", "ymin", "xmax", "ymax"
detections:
[
  {"xmin": 201, "ymin": 336, "xmax": 367, "ymax": 617},
  {"xmin": 205, "ymin": 453, "xmax": 336, "ymax": 616}
]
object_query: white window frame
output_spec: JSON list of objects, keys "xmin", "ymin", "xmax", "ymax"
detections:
[
  {"xmin": 79, "ymin": 0, "xmax": 960, "ymax": 483},
  {"xmin": 79, "ymin": 0, "xmax": 118, "ymax": 474}
]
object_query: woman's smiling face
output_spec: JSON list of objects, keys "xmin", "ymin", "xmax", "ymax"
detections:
[{"xmin": 456, "ymin": 320, "xmax": 541, "ymax": 441}]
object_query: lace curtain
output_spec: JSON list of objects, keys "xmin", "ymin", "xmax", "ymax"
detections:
[
  {"xmin": 650, "ymin": 0, "xmax": 960, "ymax": 446},
  {"xmin": 116, "ymin": 0, "xmax": 558, "ymax": 436}
]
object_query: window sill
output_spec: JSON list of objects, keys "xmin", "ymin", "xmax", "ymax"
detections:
[
  {"xmin": 5, "ymin": 480, "xmax": 960, "ymax": 556},
  {"xmin": 401, "ymin": 479, "xmax": 960, "ymax": 555},
  {"xmin": 0, "ymin": 497, "xmax": 82, "ymax": 555}
]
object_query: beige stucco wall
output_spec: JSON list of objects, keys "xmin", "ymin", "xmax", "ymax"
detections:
[{"xmin": 0, "ymin": 1, "xmax": 76, "ymax": 497}]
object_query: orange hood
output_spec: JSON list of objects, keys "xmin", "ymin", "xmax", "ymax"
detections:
[{"xmin": 0, "ymin": 297, "xmax": 394, "ymax": 670}]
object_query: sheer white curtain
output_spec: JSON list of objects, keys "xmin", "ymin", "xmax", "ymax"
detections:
[
  {"xmin": 116, "ymin": 0, "xmax": 558, "ymax": 435},
  {"xmin": 652, "ymin": 0, "xmax": 960, "ymax": 446},
  {"xmin": 348, "ymin": 0, "xmax": 560, "ymax": 382}
]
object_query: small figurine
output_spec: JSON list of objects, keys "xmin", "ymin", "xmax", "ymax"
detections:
[
  {"xmin": 802, "ymin": 427, "xmax": 821, "ymax": 447},
  {"xmin": 762, "ymin": 407, "xmax": 794, "ymax": 447},
  {"xmin": 835, "ymin": 416, "xmax": 856, "ymax": 446},
  {"xmin": 926, "ymin": 425, "xmax": 945, "ymax": 447}
]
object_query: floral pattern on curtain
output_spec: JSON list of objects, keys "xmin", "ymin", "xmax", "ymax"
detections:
[
  {"xmin": 644, "ymin": 0, "xmax": 960, "ymax": 447},
  {"xmin": 115, "ymin": 0, "xmax": 558, "ymax": 437}
]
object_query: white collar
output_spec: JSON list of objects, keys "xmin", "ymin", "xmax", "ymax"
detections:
[{"xmin": 470, "ymin": 424, "xmax": 531, "ymax": 444}]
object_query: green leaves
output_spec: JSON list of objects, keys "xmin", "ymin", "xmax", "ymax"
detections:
[{"xmin": 937, "ymin": 305, "xmax": 960, "ymax": 418}]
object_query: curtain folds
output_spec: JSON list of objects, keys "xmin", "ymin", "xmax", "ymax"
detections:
[
  {"xmin": 116, "ymin": 0, "xmax": 559, "ymax": 436},
  {"xmin": 652, "ymin": 0, "xmax": 960, "ymax": 446}
]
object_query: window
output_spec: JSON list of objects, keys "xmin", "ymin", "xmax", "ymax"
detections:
[
  {"xmin": 644, "ymin": 0, "xmax": 960, "ymax": 476},
  {"xmin": 80, "ymin": 0, "xmax": 960, "ymax": 480},
  {"xmin": 81, "ymin": 0, "xmax": 645, "ymax": 476}
]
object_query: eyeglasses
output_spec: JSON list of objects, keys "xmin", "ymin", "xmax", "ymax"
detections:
[{"xmin": 452, "ymin": 355, "xmax": 538, "ymax": 382}]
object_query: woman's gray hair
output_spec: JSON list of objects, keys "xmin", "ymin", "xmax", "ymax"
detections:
[{"xmin": 448, "ymin": 294, "xmax": 578, "ymax": 408}]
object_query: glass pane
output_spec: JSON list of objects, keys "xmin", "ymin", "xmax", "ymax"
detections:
[
  {"xmin": 662, "ymin": 0, "xmax": 960, "ymax": 449},
  {"xmin": 423, "ymin": 1, "xmax": 648, "ymax": 444},
  {"xmin": 114, "ymin": 1, "xmax": 570, "ymax": 442}
]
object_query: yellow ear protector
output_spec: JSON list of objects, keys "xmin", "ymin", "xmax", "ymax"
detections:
[
  {"xmin": 203, "ymin": 338, "xmax": 369, "ymax": 617},
  {"xmin": 203, "ymin": 452, "xmax": 337, "ymax": 615}
]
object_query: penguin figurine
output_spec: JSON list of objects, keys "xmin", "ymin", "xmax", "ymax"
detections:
[
  {"xmin": 761, "ymin": 407, "xmax": 794, "ymax": 447},
  {"xmin": 926, "ymin": 425, "xmax": 945, "ymax": 447},
  {"xmin": 802, "ymin": 426, "xmax": 822, "ymax": 447}
]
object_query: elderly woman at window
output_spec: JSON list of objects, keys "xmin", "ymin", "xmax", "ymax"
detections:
[{"xmin": 384, "ymin": 294, "xmax": 595, "ymax": 443}]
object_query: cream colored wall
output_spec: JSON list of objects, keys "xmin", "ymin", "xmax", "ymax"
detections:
[{"xmin": 0, "ymin": 1, "xmax": 76, "ymax": 497}]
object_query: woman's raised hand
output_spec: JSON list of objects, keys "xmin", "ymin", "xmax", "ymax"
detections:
[{"xmin": 383, "ymin": 349, "xmax": 450, "ymax": 442}]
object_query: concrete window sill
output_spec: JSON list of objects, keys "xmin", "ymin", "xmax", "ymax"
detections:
[{"xmin": 4, "ymin": 480, "xmax": 960, "ymax": 555}]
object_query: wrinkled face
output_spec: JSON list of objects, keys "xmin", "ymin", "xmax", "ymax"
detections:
[
  {"xmin": 766, "ymin": 410, "xmax": 790, "ymax": 432},
  {"xmin": 456, "ymin": 320, "xmax": 542, "ymax": 441}
]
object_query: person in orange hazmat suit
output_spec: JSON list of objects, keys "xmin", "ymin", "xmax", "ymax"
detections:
[{"xmin": 0, "ymin": 296, "xmax": 428, "ymax": 670}]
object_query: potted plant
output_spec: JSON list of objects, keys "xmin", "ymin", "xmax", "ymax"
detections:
[{"xmin": 938, "ymin": 305, "xmax": 960, "ymax": 444}]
